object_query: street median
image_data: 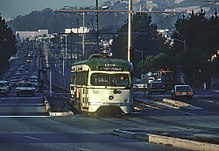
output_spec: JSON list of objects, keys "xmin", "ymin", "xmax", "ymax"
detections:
[
  {"xmin": 44, "ymin": 96, "xmax": 74, "ymax": 116},
  {"xmin": 113, "ymin": 129, "xmax": 219, "ymax": 151}
]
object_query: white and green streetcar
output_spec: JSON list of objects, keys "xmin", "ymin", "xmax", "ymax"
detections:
[{"xmin": 70, "ymin": 53, "xmax": 133, "ymax": 115}]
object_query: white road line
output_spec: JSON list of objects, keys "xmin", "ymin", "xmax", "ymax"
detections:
[
  {"xmin": 0, "ymin": 115, "xmax": 50, "ymax": 118},
  {"xmin": 24, "ymin": 135, "xmax": 41, "ymax": 141},
  {"xmin": 0, "ymin": 103, "xmax": 43, "ymax": 105},
  {"xmin": 74, "ymin": 147, "xmax": 92, "ymax": 151},
  {"xmin": 8, "ymin": 96, "xmax": 42, "ymax": 99}
]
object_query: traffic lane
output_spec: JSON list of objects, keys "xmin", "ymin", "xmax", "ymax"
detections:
[
  {"xmin": 0, "ymin": 96, "xmax": 46, "ymax": 116},
  {"xmin": 0, "ymin": 141, "xmax": 186, "ymax": 151},
  {"xmin": 194, "ymin": 89, "xmax": 219, "ymax": 96},
  {"xmin": 134, "ymin": 90, "xmax": 219, "ymax": 115},
  {"xmin": 0, "ymin": 117, "xmax": 186, "ymax": 151},
  {"xmin": 181, "ymin": 97, "xmax": 219, "ymax": 115},
  {"xmin": 134, "ymin": 96, "xmax": 219, "ymax": 116},
  {"xmin": 132, "ymin": 91, "xmax": 219, "ymax": 141},
  {"xmin": 0, "ymin": 133, "xmax": 138, "ymax": 143},
  {"xmin": 133, "ymin": 89, "xmax": 219, "ymax": 98}
]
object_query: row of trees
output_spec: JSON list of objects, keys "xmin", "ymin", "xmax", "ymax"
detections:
[
  {"xmin": 0, "ymin": 16, "xmax": 17, "ymax": 74},
  {"xmin": 167, "ymin": 10, "xmax": 219, "ymax": 87},
  {"xmin": 112, "ymin": 10, "xmax": 219, "ymax": 88},
  {"xmin": 112, "ymin": 13, "xmax": 169, "ymax": 76}
]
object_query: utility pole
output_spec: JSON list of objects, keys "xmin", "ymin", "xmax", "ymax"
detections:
[
  {"xmin": 128, "ymin": 0, "xmax": 132, "ymax": 62},
  {"xmin": 55, "ymin": 0, "xmax": 179, "ymax": 61},
  {"xmin": 82, "ymin": 12, "xmax": 85, "ymax": 58},
  {"xmin": 96, "ymin": 0, "xmax": 99, "ymax": 50}
]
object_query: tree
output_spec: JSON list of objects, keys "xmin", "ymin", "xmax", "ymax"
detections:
[
  {"xmin": 112, "ymin": 13, "xmax": 169, "ymax": 77},
  {"xmin": 169, "ymin": 10, "xmax": 219, "ymax": 87},
  {"xmin": 0, "ymin": 16, "xmax": 17, "ymax": 73}
]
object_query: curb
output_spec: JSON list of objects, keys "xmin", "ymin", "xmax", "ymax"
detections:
[
  {"xmin": 49, "ymin": 111, "xmax": 74, "ymax": 116},
  {"xmin": 137, "ymin": 96, "xmax": 202, "ymax": 110},
  {"xmin": 163, "ymin": 98, "xmax": 188, "ymax": 107},
  {"xmin": 113, "ymin": 129, "xmax": 219, "ymax": 151}
]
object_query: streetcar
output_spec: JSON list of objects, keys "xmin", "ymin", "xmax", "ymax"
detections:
[{"xmin": 70, "ymin": 53, "xmax": 133, "ymax": 115}]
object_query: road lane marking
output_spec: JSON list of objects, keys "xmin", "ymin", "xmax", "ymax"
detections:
[
  {"xmin": 0, "ymin": 115, "xmax": 50, "ymax": 118},
  {"xmin": 0, "ymin": 103, "xmax": 43, "ymax": 105},
  {"xmin": 74, "ymin": 147, "xmax": 92, "ymax": 151},
  {"xmin": 24, "ymin": 135, "xmax": 41, "ymax": 141}
]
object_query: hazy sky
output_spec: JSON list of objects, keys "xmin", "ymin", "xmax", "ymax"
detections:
[{"xmin": 0, "ymin": 0, "xmax": 108, "ymax": 19}]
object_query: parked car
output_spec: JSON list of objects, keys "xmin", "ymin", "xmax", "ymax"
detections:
[
  {"xmin": 0, "ymin": 80, "xmax": 10, "ymax": 96},
  {"xmin": 16, "ymin": 81, "xmax": 36, "ymax": 96},
  {"xmin": 148, "ymin": 80, "xmax": 166, "ymax": 94},
  {"xmin": 171, "ymin": 85, "xmax": 193, "ymax": 100}
]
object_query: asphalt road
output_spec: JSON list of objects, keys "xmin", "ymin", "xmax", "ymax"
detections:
[
  {"xmin": 0, "ymin": 88, "xmax": 187, "ymax": 151},
  {"xmin": 1, "ymin": 88, "xmax": 218, "ymax": 150},
  {"xmin": 0, "ymin": 97, "xmax": 186, "ymax": 151},
  {"xmin": 0, "ymin": 44, "xmax": 218, "ymax": 150}
]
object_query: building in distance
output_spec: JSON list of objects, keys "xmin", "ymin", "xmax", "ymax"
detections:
[{"xmin": 16, "ymin": 29, "xmax": 48, "ymax": 39}]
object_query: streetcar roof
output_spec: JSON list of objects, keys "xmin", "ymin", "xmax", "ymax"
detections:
[{"xmin": 72, "ymin": 56, "xmax": 133, "ymax": 72}]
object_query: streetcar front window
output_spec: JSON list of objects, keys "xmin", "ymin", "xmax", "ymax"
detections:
[{"xmin": 91, "ymin": 73, "xmax": 129, "ymax": 87}]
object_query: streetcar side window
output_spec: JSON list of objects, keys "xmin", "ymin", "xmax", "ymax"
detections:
[
  {"xmin": 81, "ymin": 71, "xmax": 88, "ymax": 85},
  {"xmin": 76, "ymin": 73, "xmax": 82, "ymax": 85},
  {"xmin": 71, "ymin": 73, "xmax": 76, "ymax": 84}
]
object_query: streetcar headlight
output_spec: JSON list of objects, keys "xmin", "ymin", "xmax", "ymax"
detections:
[{"xmin": 109, "ymin": 96, "xmax": 114, "ymax": 100}]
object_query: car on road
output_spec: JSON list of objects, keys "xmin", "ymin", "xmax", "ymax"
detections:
[
  {"xmin": 171, "ymin": 85, "xmax": 193, "ymax": 100},
  {"xmin": 16, "ymin": 81, "xmax": 36, "ymax": 96},
  {"xmin": 15, "ymin": 71, "xmax": 21, "ymax": 78},
  {"xmin": 10, "ymin": 78, "xmax": 21, "ymax": 87},
  {"xmin": 148, "ymin": 80, "xmax": 166, "ymax": 94},
  {"xmin": 29, "ymin": 75, "xmax": 38, "ymax": 83},
  {"xmin": 0, "ymin": 80, "xmax": 10, "ymax": 96},
  {"xmin": 26, "ymin": 59, "xmax": 32, "ymax": 63},
  {"xmin": 133, "ymin": 81, "xmax": 147, "ymax": 91}
]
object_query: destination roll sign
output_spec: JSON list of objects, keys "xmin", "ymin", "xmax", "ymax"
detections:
[{"xmin": 98, "ymin": 66, "xmax": 124, "ymax": 71}]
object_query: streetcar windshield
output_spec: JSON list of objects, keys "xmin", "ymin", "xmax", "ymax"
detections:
[{"xmin": 91, "ymin": 73, "xmax": 129, "ymax": 87}]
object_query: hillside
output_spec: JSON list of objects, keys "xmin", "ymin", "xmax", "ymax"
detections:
[{"xmin": 7, "ymin": 0, "xmax": 219, "ymax": 33}]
